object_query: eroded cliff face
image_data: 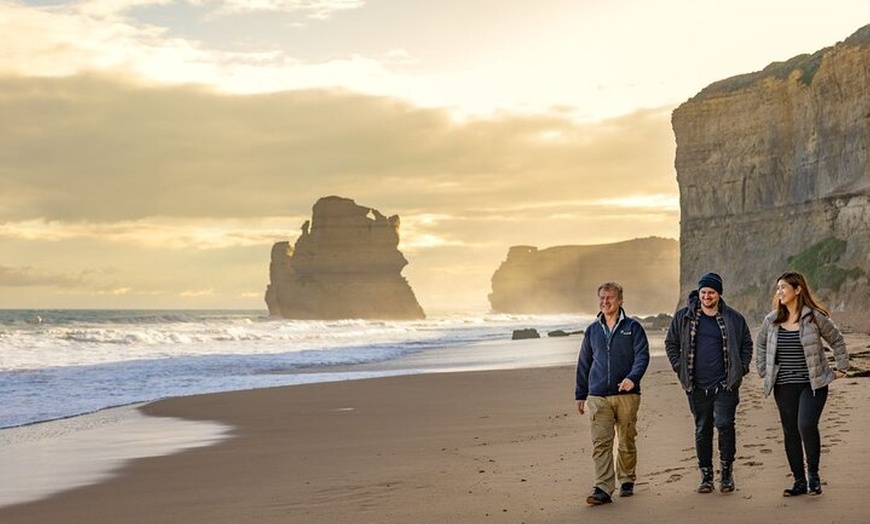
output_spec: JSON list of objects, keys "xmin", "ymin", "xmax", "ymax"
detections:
[
  {"xmin": 672, "ymin": 25, "xmax": 870, "ymax": 319},
  {"xmin": 265, "ymin": 196, "xmax": 425, "ymax": 319},
  {"xmin": 489, "ymin": 237, "xmax": 679, "ymax": 315}
]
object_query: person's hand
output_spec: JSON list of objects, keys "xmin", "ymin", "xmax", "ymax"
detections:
[
  {"xmin": 618, "ymin": 378, "xmax": 636, "ymax": 392},
  {"xmin": 834, "ymin": 369, "xmax": 848, "ymax": 379},
  {"xmin": 576, "ymin": 400, "xmax": 586, "ymax": 415}
]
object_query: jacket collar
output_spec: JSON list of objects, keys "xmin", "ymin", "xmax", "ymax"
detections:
[{"xmin": 597, "ymin": 307, "xmax": 626, "ymax": 327}]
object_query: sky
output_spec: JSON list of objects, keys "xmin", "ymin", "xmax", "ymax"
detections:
[{"xmin": 1, "ymin": 0, "xmax": 869, "ymax": 312}]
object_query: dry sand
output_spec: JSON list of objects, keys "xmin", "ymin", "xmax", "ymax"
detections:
[{"xmin": 2, "ymin": 332, "xmax": 868, "ymax": 524}]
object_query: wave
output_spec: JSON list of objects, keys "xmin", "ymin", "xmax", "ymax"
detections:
[{"xmin": 0, "ymin": 310, "xmax": 590, "ymax": 428}]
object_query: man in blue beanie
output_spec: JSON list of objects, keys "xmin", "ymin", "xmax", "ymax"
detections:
[{"xmin": 665, "ymin": 272, "xmax": 753, "ymax": 494}]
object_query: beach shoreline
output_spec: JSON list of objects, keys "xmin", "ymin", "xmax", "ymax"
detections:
[{"xmin": 2, "ymin": 332, "xmax": 868, "ymax": 523}]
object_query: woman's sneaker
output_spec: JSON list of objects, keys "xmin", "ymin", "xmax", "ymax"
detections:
[
  {"xmin": 783, "ymin": 479, "xmax": 807, "ymax": 497},
  {"xmin": 808, "ymin": 474, "xmax": 822, "ymax": 496}
]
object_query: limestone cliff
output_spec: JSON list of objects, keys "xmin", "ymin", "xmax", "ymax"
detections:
[
  {"xmin": 489, "ymin": 237, "xmax": 679, "ymax": 315},
  {"xmin": 265, "ymin": 196, "xmax": 425, "ymax": 320},
  {"xmin": 672, "ymin": 25, "xmax": 870, "ymax": 319}
]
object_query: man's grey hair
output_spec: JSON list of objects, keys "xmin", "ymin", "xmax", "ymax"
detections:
[{"xmin": 597, "ymin": 282, "xmax": 624, "ymax": 300}]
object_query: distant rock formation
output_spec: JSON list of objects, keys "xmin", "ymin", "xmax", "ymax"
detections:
[
  {"xmin": 511, "ymin": 328, "xmax": 541, "ymax": 340},
  {"xmin": 672, "ymin": 25, "xmax": 870, "ymax": 318},
  {"xmin": 489, "ymin": 237, "xmax": 679, "ymax": 315},
  {"xmin": 265, "ymin": 196, "xmax": 426, "ymax": 320}
]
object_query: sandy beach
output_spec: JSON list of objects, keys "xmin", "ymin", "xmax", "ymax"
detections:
[{"xmin": 2, "ymin": 331, "xmax": 868, "ymax": 524}]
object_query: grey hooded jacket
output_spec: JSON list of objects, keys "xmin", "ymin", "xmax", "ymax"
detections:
[{"xmin": 755, "ymin": 306, "xmax": 849, "ymax": 397}]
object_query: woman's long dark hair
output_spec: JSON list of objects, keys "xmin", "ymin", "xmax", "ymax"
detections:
[{"xmin": 772, "ymin": 271, "xmax": 830, "ymax": 324}]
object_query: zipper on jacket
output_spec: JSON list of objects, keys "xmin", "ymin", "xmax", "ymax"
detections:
[{"xmin": 604, "ymin": 316, "xmax": 623, "ymax": 392}]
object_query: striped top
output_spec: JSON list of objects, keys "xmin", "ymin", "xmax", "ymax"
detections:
[{"xmin": 775, "ymin": 327, "xmax": 809, "ymax": 385}]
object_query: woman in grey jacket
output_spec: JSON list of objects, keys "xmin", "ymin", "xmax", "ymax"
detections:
[{"xmin": 756, "ymin": 272, "xmax": 849, "ymax": 497}]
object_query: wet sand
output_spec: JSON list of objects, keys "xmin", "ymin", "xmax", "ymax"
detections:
[{"xmin": 2, "ymin": 332, "xmax": 868, "ymax": 523}]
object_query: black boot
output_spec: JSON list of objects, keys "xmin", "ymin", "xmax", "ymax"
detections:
[
  {"xmin": 808, "ymin": 473, "xmax": 822, "ymax": 495},
  {"xmin": 783, "ymin": 478, "xmax": 807, "ymax": 497},
  {"xmin": 697, "ymin": 467, "xmax": 714, "ymax": 493},
  {"xmin": 720, "ymin": 462, "xmax": 735, "ymax": 493}
]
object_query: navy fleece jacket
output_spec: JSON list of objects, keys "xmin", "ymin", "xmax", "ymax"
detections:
[{"xmin": 575, "ymin": 310, "xmax": 650, "ymax": 400}]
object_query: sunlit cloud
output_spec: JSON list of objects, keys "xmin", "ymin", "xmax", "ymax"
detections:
[
  {"xmin": 382, "ymin": 48, "xmax": 417, "ymax": 65},
  {"xmin": 592, "ymin": 194, "xmax": 680, "ymax": 211},
  {"xmin": 464, "ymin": 194, "xmax": 680, "ymax": 219},
  {"xmin": 0, "ymin": 265, "xmax": 90, "ymax": 288},
  {"xmin": 398, "ymin": 213, "xmax": 475, "ymax": 251},
  {"xmin": 0, "ymin": 1, "xmax": 679, "ymax": 119},
  {"xmin": 0, "ymin": 77, "xmax": 677, "ymax": 224},
  {"xmin": 400, "ymin": 234, "xmax": 464, "ymax": 251},
  {"xmin": 77, "ymin": 0, "xmax": 172, "ymax": 18},
  {"xmin": 84, "ymin": 287, "xmax": 170, "ymax": 296},
  {"xmin": 179, "ymin": 288, "xmax": 214, "ymax": 297},
  {"xmin": 0, "ymin": 2, "xmax": 375, "ymax": 88},
  {"xmin": 193, "ymin": 0, "xmax": 366, "ymax": 18},
  {"xmin": 0, "ymin": 218, "xmax": 300, "ymax": 250}
]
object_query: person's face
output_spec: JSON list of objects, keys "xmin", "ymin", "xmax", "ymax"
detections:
[
  {"xmin": 775, "ymin": 279, "xmax": 800, "ymax": 306},
  {"xmin": 598, "ymin": 288, "xmax": 622, "ymax": 316},
  {"xmin": 699, "ymin": 287, "xmax": 720, "ymax": 310}
]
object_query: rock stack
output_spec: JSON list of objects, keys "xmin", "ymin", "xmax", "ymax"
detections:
[{"xmin": 265, "ymin": 196, "xmax": 426, "ymax": 320}]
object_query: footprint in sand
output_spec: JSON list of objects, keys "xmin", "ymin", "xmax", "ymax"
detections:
[
  {"xmin": 666, "ymin": 473, "xmax": 684, "ymax": 483},
  {"xmin": 650, "ymin": 466, "xmax": 688, "ymax": 482}
]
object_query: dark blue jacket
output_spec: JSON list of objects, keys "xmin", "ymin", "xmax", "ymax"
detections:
[{"xmin": 575, "ymin": 309, "xmax": 650, "ymax": 400}]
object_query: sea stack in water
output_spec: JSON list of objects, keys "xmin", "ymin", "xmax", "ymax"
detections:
[
  {"xmin": 671, "ymin": 24, "xmax": 870, "ymax": 318},
  {"xmin": 265, "ymin": 196, "xmax": 425, "ymax": 320}
]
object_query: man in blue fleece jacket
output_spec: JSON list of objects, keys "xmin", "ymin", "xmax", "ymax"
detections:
[{"xmin": 575, "ymin": 282, "xmax": 650, "ymax": 506}]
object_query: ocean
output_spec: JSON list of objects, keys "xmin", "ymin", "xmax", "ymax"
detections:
[{"xmin": 0, "ymin": 309, "xmax": 592, "ymax": 429}]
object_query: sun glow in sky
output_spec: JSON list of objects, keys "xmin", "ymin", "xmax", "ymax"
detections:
[{"xmin": 1, "ymin": 0, "xmax": 869, "ymax": 311}]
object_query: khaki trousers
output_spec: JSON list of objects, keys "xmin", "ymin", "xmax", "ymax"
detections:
[{"xmin": 586, "ymin": 394, "xmax": 641, "ymax": 494}]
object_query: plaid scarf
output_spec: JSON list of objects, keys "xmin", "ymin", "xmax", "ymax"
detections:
[{"xmin": 688, "ymin": 305, "xmax": 730, "ymax": 389}]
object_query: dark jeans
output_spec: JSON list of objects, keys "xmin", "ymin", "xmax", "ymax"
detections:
[
  {"xmin": 774, "ymin": 383, "xmax": 828, "ymax": 479},
  {"xmin": 687, "ymin": 386, "xmax": 739, "ymax": 468}
]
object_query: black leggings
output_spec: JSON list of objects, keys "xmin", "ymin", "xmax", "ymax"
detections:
[{"xmin": 773, "ymin": 383, "xmax": 828, "ymax": 479}]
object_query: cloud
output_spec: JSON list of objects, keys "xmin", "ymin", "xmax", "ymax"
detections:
[
  {"xmin": 0, "ymin": 217, "xmax": 301, "ymax": 250},
  {"xmin": 77, "ymin": 0, "xmax": 173, "ymax": 18},
  {"xmin": 0, "ymin": 264, "xmax": 93, "ymax": 288},
  {"xmin": 0, "ymin": 74, "xmax": 677, "ymax": 225},
  {"xmin": 179, "ymin": 288, "xmax": 214, "ymax": 297},
  {"xmin": 0, "ymin": 1, "xmax": 687, "ymax": 118},
  {"xmin": 193, "ymin": 0, "xmax": 366, "ymax": 18}
]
